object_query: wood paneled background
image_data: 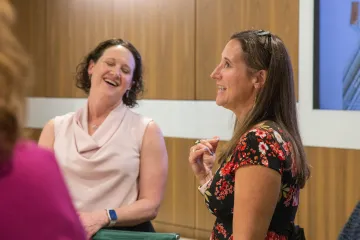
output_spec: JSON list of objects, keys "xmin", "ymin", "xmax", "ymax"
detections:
[{"xmin": 12, "ymin": 0, "xmax": 359, "ymax": 239}]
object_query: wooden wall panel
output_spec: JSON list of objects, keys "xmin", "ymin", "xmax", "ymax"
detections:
[
  {"xmin": 112, "ymin": 0, "xmax": 196, "ymax": 100},
  {"xmin": 196, "ymin": 0, "xmax": 299, "ymax": 101},
  {"xmin": 11, "ymin": 0, "xmax": 47, "ymax": 97},
  {"xmin": 45, "ymin": 0, "xmax": 115, "ymax": 97},
  {"xmin": 155, "ymin": 138, "xmax": 197, "ymax": 229},
  {"xmin": 296, "ymin": 147, "xmax": 360, "ymax": 240},
  {"xmin": 12, "ymin": 0, "xmax": 195, "ymax": 100}
]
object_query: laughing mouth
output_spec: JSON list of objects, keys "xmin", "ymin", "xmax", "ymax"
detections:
[
  {"xmin": 104, "ymin": 79, "xmax": 119, "ymax": 87},
  {"xmin": 217, "ymin": 86, "xmax": 227, "ymax": 91}
]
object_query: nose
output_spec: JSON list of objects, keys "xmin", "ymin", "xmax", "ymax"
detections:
[
  {"xmin": 210, "ymin": 65, "xmax": 221, "ymax": 80},
  {"xmin": 110, "ymin": 68, "xmax": 121, "ymax": 78}
]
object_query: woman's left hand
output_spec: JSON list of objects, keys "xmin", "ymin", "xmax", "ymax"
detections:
[{"xmin": 78, "ymin": 211, "xmax": 109, "ymax": 239}]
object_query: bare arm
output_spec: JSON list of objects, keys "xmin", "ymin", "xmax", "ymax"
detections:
[
  {"xmin": 38, "ymin": 119, "xmax": 55, "ymax": 150},
  {"xmin": 110, "ymin": 121, "xmax": 168, "ymax": 226},
  {"xmin": 233, "ymin": 166, "xmax": 281, "ymax": 240}
]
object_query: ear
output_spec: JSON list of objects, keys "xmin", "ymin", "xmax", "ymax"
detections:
[
  {"xmin": 253, "ymin": 70, "xmax": 267, "ymax": 89},
  {"xmin": 87, "ymin": 60, "xmax": 95, "ymax": 76}
]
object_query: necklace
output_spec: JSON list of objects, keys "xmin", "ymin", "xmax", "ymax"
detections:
[{"xmin": 91, "ymin": 124, "xmax": 98, "ymax": 129}]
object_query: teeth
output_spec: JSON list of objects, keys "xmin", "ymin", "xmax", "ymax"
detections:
[
  {"xmin": 105, "ymin": 79, "xmax": 118, "ymax": 87},
  {"xmin": 218, "ymin": 86, "xmax": 226, "ymax": 91}
]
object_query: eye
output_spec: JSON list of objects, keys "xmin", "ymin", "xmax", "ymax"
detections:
[
  {"xmin": 122, "ymin": 68, "xmax": 130, "ymax": 74},
  {"xmin": 224, "ymin": 61, "xmax": 230, "ymax": 68},
  {"xmin": 105, "ymin": 61, "xmax": 115, "ymax": 66}
]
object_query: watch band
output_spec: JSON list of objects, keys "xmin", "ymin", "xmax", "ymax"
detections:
[{"xmin": 106, "ymin": 209, "xmax": 118, "ymax": 227}]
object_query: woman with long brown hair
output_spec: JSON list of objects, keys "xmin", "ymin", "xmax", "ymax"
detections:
[
  {"xmin": 188, "ymin": 30, "xmax": 310, "ymax": 239},
  {"xmin": 0, "ymin": 1, "xmax": 86, "ymax": 239}
]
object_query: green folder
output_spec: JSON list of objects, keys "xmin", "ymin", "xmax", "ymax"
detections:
[{"xmin": 92, "ymin": 229, "xmax": 180, "ymax": 240}]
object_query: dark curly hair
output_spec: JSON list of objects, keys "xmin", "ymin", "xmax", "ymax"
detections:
[{"xmin": 75, "ymin": 38, "xmax": 144, "ymax": 108}]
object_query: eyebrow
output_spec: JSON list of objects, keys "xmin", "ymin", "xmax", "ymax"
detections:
[{"xmin": 224, "ymin": 57, "xmax": 232, "ymax": 63}]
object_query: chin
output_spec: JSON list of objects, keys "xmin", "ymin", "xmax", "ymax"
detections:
[
  {"xmin": 216, "ymin": 99, "xmax": 234, "ymax": 113},
  {"xmin": 215, "ymin": 98, "xmax": 226, "ymax": 107}
]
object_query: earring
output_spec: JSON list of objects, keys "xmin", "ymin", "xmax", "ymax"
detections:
[{"xmin": 126, "ymin": 90, "xmax": 130, "ymax": 98}]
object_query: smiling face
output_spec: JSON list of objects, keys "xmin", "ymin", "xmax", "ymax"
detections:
[
  {"xmin": 210, "ymin": 39, "xmax": 258, "ymax": 114},
  {"xmin": 87, "ymin": 45, "xmax": 136, "ymax": 102}
]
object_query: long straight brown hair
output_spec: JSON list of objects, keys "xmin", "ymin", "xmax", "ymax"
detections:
[{"xmin": 217, "ymin": 30, "xmax": 310, "ymax": 188}]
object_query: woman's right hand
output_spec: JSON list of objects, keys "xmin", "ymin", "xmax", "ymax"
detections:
[{"xmin": 188, "ymin": 136, "xmax": 220, "ymax": 185}]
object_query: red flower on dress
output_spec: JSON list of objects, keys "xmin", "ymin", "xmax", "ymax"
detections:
[
  {"xmin": 272, "ymin": 142, "xmax": 281, "ymax": 151},
  {"xmin": 261, "ymin": 157, "xmax": 269, "ymax": 166},
  {"xmin": 215, "ymin": 223, "xmax": 227, "ymax": 238},
  {"xmin": 277, "ymin": 150, "xmax": 286, "ymax": 161},
  {"xmin": 239, "ymin": 141, "xmax": 247, "ymax": 151},
  {"xmin": 258, "ymin": 142, "xmax": 269, "ymax": 155},
  {"xmin": 283, "ymin": 141, "xmax": 290, "ymax": 155},
  {"xmin": 215, "ymin": 179, "xmax": 234, "ymax": 200},
  {"xmin": 255, "ymin": 129, "xmax": 267, "ymax": 138},
  {"xmin": 239, "ymin": 157, "xmax": 252, "ymax": 166},
  {"xmin": 220, "ymin": 161, "xmax": 234, "ymax": 176},
  {"xmin": 266, "ymin": 231, "xmax": 287, "ymax": 240},
  {"xmin": 240, "ymin": 150, "xmax": 247, "ymax": 159}
]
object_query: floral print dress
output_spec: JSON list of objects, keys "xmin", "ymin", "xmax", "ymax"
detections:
[{"xmin": 203, "ymin": 121, "xmax": 300, "ymax": 240}]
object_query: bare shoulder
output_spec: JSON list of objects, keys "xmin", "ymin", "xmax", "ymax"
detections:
[
  {"xmin": 38, "ymin": 119, "xmax": 55, "ymax": 149},
  {"xmin": 44, "ymin": 119, "xmax": 55, "ymax": 130},
  {"xmin": 142, "ymin": 121, "xmax": 166, "ymax": 150},
  {"xmin": 37, "ymin": 111, "xmax": 75, "ymax": 149},
  {"xmin": 145, "ymin": 121, "xmax": 164, "ymax": 137},
  {"xmin": 141, "ymin": 120, "xmax": 167, "ymax": 156}
]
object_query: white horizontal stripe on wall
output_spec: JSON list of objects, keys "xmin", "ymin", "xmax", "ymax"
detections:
[
  {"xmin": 26, "ymin": 96, "xmax": 360, "ymax": 150},
  {"xmin": 26, "ymin": 98, "xmax": 236, "ymax": 141}
]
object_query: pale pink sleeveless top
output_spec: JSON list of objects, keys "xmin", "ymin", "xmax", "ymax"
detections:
[{"xmin": 53, "ymin": 102, "xmax": 152, "ymax": 212}]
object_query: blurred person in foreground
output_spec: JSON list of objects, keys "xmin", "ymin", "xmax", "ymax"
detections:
[{"xmin": 0, "ymin": 0, "xmax": 86, "ymax": 239}]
